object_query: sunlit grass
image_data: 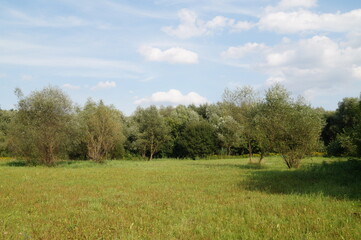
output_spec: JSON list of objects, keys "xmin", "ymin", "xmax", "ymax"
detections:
[{"xmin": 0, "ymin": 157, "xmax": 360, "ymax": 239}]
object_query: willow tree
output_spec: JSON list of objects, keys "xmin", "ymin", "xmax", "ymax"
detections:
[
  {"xmin": 9, "ymin": 87, "xmax": 74, "ymax": 165},
  {"xmin": 256, "ymin": 84, "xmax": 324, "ymax": 168},
  {"xmin": 81, "ymin": 100, "xmax": 124, "ymax": 163},
  {"xmin": 222, "ymin": 86, "xmax": 260, "ymax": 162}
]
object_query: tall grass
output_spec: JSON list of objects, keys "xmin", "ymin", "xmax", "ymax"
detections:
[{"xmin": 0, "ymin": 157, "xmax": 360, "ymax": 239}]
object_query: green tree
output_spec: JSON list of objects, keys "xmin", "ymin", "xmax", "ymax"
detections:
[
  {"xmin": 132, "ymin": 106, "xmax": 171, "ymax": 160},
  {"xmin": 207, "ymin": 103, "xmax": 243, "ymax": 155},
  {"xmin": 8, "ymin": 87, "xmax": 74, "ymax": 165},
  {"xmin": 0, "ymin": 109, "xmax": 15, "ymax": 157},
  {"xmin": 222, "ymin": 86, "xmax": 260, "ymax": 161},
  {"xmin": 80, "ymin": 99, "xmax": 125, "ymax": 163},
  {"xmin": 256, "ymin": 84, "xmax": 324, "ymax": 168},
  {"xmin": 174, "ymin": 120, "xmax": 217, "ymax": 159},
  {"xmin": 323, "ymin": 97, "xmax": 361, "ymax": 156}
]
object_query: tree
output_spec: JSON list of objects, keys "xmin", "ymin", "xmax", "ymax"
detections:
[
  {"xmin": 8, "ymin": 87, "xmax": 74, "ymax": 165},
  {"xmin": 174, "ymin": 120, "xmax": 217, "ymax": 159},
  {"xmin": 0, "ymin": 109, "xmax": 15, "ymax": 157},
  {"xmin": 323, "ymin": 97, "xmax": 361, "ymax": 156},
  {"xmin": 80, "ymin": 99, "xmax": 125, "ymax": 163},
  {"xmin": 222, "ymin": 86, "xmax": 260, "ymax": 162},
  {"xmin": 132, "ymin": 106, "xmax": 171, "ymax": 160},
  {"xmin": 207, "ymin": 103, "xmax": 243, "ymax": 155},
  {"xmin": 256, "ymin": 84, "xmax": 324, "ymax": 168}
]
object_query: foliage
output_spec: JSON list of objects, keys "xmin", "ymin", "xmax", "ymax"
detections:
[
  {"xmin": 8, "ymin": 87, "xmax": 74, "ymax": 165},
  {"xmin": 132, "ymin": 106, "xmax": 171, "ymax": 160},
  {"xmin": 80, "ymin": 99, "xmax": 125, "ymax": 163},
  {"xmin": 174, "ymin": 120, "xmax": 217, "ymax": 159},
  {"xmin": 256, "ymin": 84, "xmax": 324, "ymax": 168},
  {"xmin": 0, "ymin": 109, "xmax": 15, "ymax": 157},
  {"xmin": 324, "ymin": 97, "xmax": 361, "ymax": 156},
  {"xmin": 222, "ymin": 86, "xmax": 261, "ymax": 161}
]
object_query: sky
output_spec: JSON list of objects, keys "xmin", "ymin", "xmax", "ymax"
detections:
[{"xmin": 1, "ymin": 0, "xmax": 361, "ymax": 115}]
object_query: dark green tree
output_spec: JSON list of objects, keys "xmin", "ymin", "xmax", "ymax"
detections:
[{"xmin": 174, "ymin": 120, "xmax": 217, "ymax": 159}]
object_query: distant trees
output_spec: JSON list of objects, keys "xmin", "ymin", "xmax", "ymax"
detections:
[
  {"xmin": 132, "ymin": 106, "xmax": 171, "ymax": 160},
  {"xmin": 222, "ymin": 86, "xmax": 260, "ymax": 162},
  {"xmin": 0, "ymin": 109, "xmax": 14, "ymax": 156},
  {"xmin": 5, "ymin": 84, "xmax": 360, "ymax": 167},
  {"xmin": 80, "ymin": 99, "xmax": 125, "ymax": 163},
  {"xmin": 174, "ymin": 120, "xmax": 216, "ymax": 159},
  {"xmin": 323, "ymin": 97, "xmax": 361, "ymax": 156},
  {"xmin": 8, "ymin": 87, "xmax": 74, "ymax": 165}
]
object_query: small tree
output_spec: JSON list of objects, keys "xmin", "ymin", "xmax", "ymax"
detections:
[
  {"xmin": 132, "ymin": 106, "xmax": 171, "ymax": 160},
  {"xmin": 256, "ymin": 84, "xmax": 324, "ymax": 168},
  {"xmin": 81, "ymin": 100, "xmax": 124, "ymax": 163},
  {"xmin": 9, "ymin": 87, "xmax": 74, "ymax": 165}
]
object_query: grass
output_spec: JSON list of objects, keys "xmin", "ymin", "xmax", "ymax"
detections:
[{"xmin": 0, "ymin": 157, "xmax": 360, "ymax": 239}]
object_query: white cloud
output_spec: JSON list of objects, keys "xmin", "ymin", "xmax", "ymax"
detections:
[
  {"xmin": 276, "ymin": 0, "xmax": 317, "ymax": 10},
  {"xmin": 224, "ymin": 35, "xmax": 361, "ymax": 98},
  {"xmin": 91, "ymin": 81, "xmax": 116, "ymax": 90},
  {"xmin": 266, "ymin": 50, "xmax": 295, "ymax": 66},
  {"xmin": 134, "ymin": 89, "xmax": 208, "ymax": 106},
  {"xmin": 221, "ymin": 43, "xmax": 268, "ymax": 59},
  {"xmin": 353, "ymin": 66, "xmax": 361, "ymax": 79},
  {"xmin": 162, "ymin": 9, "xmax": 253, "ymax": 39},
  {"xmin": 62, "ymin": 83, "xmax": 81, "ymax": 90},
  {"xmin": 138, "ymin": 46, "xmax": 198, "ymax": 64},
  {"xmin": 259, "ymin": 9, "xmax": 361, "ymax": 34},
  {"xmin": 266, "ymin": 76, "xmax": 286, "ymax": 86}
]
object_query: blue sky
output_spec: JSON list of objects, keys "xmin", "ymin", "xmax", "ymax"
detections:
[{"xmin": 1, "ymin": 0, "xmax": 361, "ymax": 115}]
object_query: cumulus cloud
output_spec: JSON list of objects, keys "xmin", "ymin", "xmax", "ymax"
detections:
[
  {"xmin": 138, "ymin": 46, "xmax": 198, "ymax": 64},
  {"xmin": 91, "ymin": 81, "xmax": 116, "ymax": 90},
  {"xmin": 259, "ymin": 9, "xmax": 361, "ymax": 34},
  {"xmin": 223, "ymin": 35, "xmax": 361, "ymax": 98},
  {"xmin": 162, "ymin": 9, "xmax": 253, "ymax": 39},
  {"xmin": 134, "ymin": 89, "xmax": 208, "ymax": 106},
  {"xmin": 62, "ymin": 83, "xmax": 81, "ymax": 90}
]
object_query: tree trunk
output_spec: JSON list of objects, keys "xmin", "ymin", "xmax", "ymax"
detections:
[
  {"xmin": 248, "ymin": 139, "xmax": 253, "ymax": 163},
  {"xmin": 149, "ymin": 151, "xmax": 153, "ymax": 161},
  {"xmin": 259, "ymin": 150, "xmax": 265, "ymax": 164},
  {"xmin": 227, "ymin": 146, "xmax": 231, "ymax": 156}
]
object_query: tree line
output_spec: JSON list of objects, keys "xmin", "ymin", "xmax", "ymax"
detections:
[{"xmin": 0, "ymin": 85, "xmax": 360, "ymax": 168}]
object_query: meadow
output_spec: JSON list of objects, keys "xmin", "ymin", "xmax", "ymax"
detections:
[{"xmin": 0, "ymin": 156, "xmax": 360, "ymax": 239}]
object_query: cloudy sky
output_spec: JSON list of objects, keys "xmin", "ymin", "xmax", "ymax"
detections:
[{"xmin": 1, "ymin": 0, "xmax": 361, "ymax": 114}]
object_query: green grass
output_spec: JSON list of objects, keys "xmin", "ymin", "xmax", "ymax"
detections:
[{"xmin": 0, "ymin": 157, "xmax": 360, "ymax": 239}]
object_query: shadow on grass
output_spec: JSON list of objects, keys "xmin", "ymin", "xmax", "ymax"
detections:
[
  {"xmin": 244, "ymin": 159, "xmax": 361, "ymax": 200},
  {"xmin": 4, "ymin": 160, "xmax": 27, "ymax": 167},
  {"xmin": 2, "ymin": 159, "xmax": 88, "ymax": 167},
  {"xmin": 193, "ymin": 163, "xmax": 266, "ymax": 170}
]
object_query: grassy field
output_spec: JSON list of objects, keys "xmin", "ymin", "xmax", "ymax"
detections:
[{"xmin": 0, "ymin": 157, "xmax": 360, "ymax": 239}]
